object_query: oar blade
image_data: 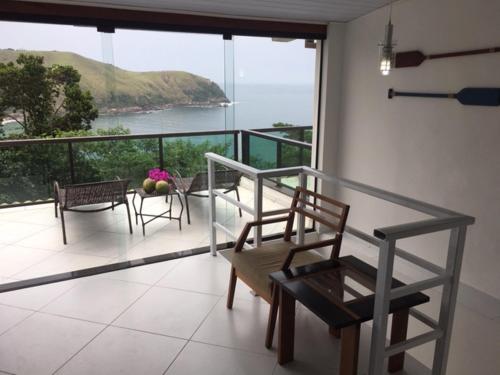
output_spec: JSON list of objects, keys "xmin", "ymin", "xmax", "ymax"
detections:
[
  {"xmin": 395, "ymin": 50, "xmax": 426, "ymax": 68},
  {"xmin": 456, "ymin": 88, "xmax": 500, "ymax": 106}
]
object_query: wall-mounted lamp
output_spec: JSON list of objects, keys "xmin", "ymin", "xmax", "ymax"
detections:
[{"xmin": 379, "ymin": 2, "xmax": 395, "ymax": 76}]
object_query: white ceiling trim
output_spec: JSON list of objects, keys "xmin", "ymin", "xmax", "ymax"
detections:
[{"xmin": 16, "ymin": 0, "xmax": 395, "ymax": 23}]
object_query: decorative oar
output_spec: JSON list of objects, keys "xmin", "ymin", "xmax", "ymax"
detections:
[
  {"xmin": 388, "ymin": 87, "xmax": 500, "ymax": 106},
  {"xmin": 395, "ymin": 46, "xmax": 500, "ymax": 68}
]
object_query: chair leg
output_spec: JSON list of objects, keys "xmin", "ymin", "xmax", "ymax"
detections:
[
  {"xmin": 125, "ymin": 202, "xmax": 133, "ymax": 234},
  {"xmin": 235, "ymin": 187, "xmax": 242, "ymax": 217},
  {"xmin": 227, "ymin": 267, "xmax": 237, "ymax": 309},
  {"xmin": 185, "ymin": 194, "xmax": 191, "ymax": 224},
  {"xmin": 59, "ymin": 208, "xmax": 67, "ymax": 245},
  {"xmin": 266, "ymin": 283, "xmax": 279, "ymax": 349},
  {"xmin": 54, "ymin": 200, "xmax": 58, "ymax": 218}
]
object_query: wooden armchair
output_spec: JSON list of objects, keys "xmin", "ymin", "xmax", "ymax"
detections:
[{"xmin": 226, "ymin": 186, "xmax": 350, "ymax": 348}]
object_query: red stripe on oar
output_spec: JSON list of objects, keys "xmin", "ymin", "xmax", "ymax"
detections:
[{"xmin": 395, "ymin": 50, "xmax": 426, "ymax": 68}]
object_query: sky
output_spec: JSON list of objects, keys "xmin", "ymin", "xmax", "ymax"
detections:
[{"xmin": 0, "ymin": 21, "xmax": 316, "ymax": 85}]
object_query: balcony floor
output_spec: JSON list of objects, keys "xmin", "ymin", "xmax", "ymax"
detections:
[
  {"xmin": 0, "ymin": 250, "xmax": 431, "ymax": 375},
  {"xmin": 0, "ymin": 187, "xmax": 498, "ymax": 374},
  {"xmin": 0, "ymin": 181, "xmax": 291, "ymax": 282},
  {"xmin": 0, "ymin": 247, "xmax": 497, "ymax": 374}
]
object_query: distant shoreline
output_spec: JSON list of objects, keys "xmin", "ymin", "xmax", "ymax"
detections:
[
  {"xmin": 98, "ymin": 101, "xmax": 231, "ymax": 116},
  {"xmin": 1, "ymin": 101, "xmax": 233, "ymax": 125}
]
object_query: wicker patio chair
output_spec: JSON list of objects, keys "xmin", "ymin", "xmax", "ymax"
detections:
[
  {"xmin": 174, "ymin": 169, "xmax": 243, "ymax": 224},
  {"xmin": 54, "ymin": 178, "xmax": 133, "ymax": 244},
  {"xmin": 226, "ymin": 186, "xmax": 350, "ymax": 349}
]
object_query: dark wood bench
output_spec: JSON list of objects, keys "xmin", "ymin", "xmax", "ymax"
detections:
[
  {"xmin": 270, "ymin": 255, "xmax": 430, "ymax": 374},
  {"xmin": 54, "ymin": 178, "xmax": 133, "ymax": 244}
]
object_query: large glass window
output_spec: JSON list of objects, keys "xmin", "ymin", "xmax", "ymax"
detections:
[
  {"xmin": 234, "ymin": 37, "xmax": 316, "ymax": 130},
  {"xmin": 0, "ymin": 21, "xmax": 318, "ymax": 287}
]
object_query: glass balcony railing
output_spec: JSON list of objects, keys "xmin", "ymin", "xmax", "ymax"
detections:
[
  {"xmin": 0, "ymin": 127, "xmax": 311, "ymax": 207},
  {"xmin": 241, "ymin": 129, "xmax": 312, "ymax": 167},
  {"xmin": 240, "ymin": 128, "xmax": 313, "ymax": 190},
  {"xmin": 0, "ymin": 130, "xmax": 238, "ymax": 206}
]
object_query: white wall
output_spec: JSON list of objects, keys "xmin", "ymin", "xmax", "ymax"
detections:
[
  {"xmin": 314, "ymin": 23, "xmax": 345, "ymax": 206},
  {"xmin": 325, "ymin": 0, "xmax": 500, "ymax": 298}
]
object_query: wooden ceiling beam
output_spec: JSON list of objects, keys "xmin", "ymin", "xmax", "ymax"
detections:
[{"xmin": 0, "ymin": 0, "xmax": 327, "ymax": 39}]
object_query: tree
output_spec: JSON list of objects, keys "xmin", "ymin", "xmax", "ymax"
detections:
[{"xmin": 0, "ymin": 54, "xmax": 98, "ymax": 137}]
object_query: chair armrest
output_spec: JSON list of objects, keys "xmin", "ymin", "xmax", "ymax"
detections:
[
  {"xmin": 280, "ymin": 236, "xmax": 341, "ymax": 271},
  {"xmin": 234, "ymin": 215, "xmax": 290, "ymax": 252},
  {"xmin": 172, "ymin": 170, "xmax": 188, "ymax": 192}
]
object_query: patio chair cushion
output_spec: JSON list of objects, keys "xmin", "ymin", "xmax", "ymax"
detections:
[{"xmin": 227, "ymin": 241, "xmax": 324, "ymax": 301}]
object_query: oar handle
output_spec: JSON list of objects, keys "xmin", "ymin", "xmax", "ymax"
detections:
[
  {"xmin": 388, "ymin": 88, "xmax": 453, "ymax": 99},
  {"xmin": 428, "ymin": 47, "xmax": 500, "ymax": 60}
]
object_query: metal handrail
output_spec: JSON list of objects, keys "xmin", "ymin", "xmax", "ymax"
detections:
[
  {"xmin": 0, "ymin": 129, "xmax": 240, "ymax": 147},
  {"xmin": 0, "ymin": 127, "xmax": 313, "ymax": 148},
  {"xmin": 205, "ymin": 153, "xmax": 474, "ymax": 375},
  {"xmin": 240, "ymin": 129, "xmax": 312, "ymax": 148},
  {"xmin": 374, "ymin": 215, "xmax": 475, "ymax": 241},
  {"xmin": 302, "ymin": 166, "xmax": 463, "ymax": 218},
  {"xmin": 251, "ymin": 125, "xmax": 312, "ymax": 133}
]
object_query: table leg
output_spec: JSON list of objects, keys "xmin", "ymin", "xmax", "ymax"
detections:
[
  {"xmin": 278, "ymin": 287, "xmax": 295, "ymax": 365},
  {"xmin": 176, "ymin": 192, "xmax": 183, "ymax": 230},
  {"xmin": 340, "ymin": 324, "xmax": 360, "ymax": 375},
  {"xmin": 139, "ymin": 197, "xmax": 145, "ymax": 236},
  {"xmin": 168, "ymin": 193, "xmax": 173, "ymax": 220},
  {"xmin": 266, "ymin": 282, "xmax": 279, "ymax": 349},
  {"xmin": 388, "ymin": 308, "xmax": 409, "ymax": 373},
  {"xmin": 132, "ymin": 192, "xmax": 138, "ymax": 225}
]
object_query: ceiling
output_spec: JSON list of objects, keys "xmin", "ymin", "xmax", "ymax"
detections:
[{"xmin": 24, "ymin": 0, "xmax": 394, "ymax": 23}]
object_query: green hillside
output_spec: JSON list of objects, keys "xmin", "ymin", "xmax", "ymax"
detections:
[{"xmin": 0, "ymin": 49, "xmax": 228, "ymax": 111}]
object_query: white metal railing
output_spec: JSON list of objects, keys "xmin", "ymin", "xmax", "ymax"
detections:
[{"xmin": 205, "ymin": 152, "xmax": 475, "ymax": 375}]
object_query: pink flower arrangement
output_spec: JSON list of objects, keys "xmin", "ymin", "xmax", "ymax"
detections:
[{"xmin": 148, "ymin": 168, "xmax": 170, "ymax": 182}]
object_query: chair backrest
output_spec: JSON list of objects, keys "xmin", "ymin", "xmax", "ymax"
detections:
[
  {"xmin": 284, "ymin": 186, "xmax": 350, "ymax": 241},
  {"xmin": 187, "ymin": 169, "xmax": 242, "ymax": 193},
  {"xmin": 64, "ymin": 179, "xmax": 129, "ymax": 208}
]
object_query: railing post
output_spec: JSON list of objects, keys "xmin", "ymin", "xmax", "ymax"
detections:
[
  {"xmin": 208, "ymin": 159, "xmax": 217, "ymax": 256},
  {"xmin": 158, "ymin": 137, "xmax": 164, "ymax": 169},
  {"xmin": 242, "ymin": 131, "xmax": 250, "ymax": 165},
  {"xmin": 233, "ymin": 131, "xmax": 239, "ymax": 161},
  {"xmin": 253, "ymin": 176, "xmax": 263, "ymax": 247},
  {"xmin": 299, "ymin": 129, "xmax": 305, "ymax": 166},
  {"xmin": 68, "ymin": 142, "xmax": 75, "ymax": 184},
  {"xmin": 297, "ymin": 172, "xmax": 307, "ymax": 245},
  {"xmin": 432, "ymin": 226, "xmax": 467, "ymax": 375},
  {"xmin": 368, "ymin": 239, "xmax": 396, "ymax": 375},
  {"xmin": 276, "ymin": 141, "xmax": 282, "ymax": 168}
]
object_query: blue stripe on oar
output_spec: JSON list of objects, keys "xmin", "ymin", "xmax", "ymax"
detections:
[{"xmin": 456, "ymin": 88, "xmax": 500, "ymax": 106}]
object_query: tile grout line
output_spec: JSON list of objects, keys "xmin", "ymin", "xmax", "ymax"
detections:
[
  {"xmin": 162, "ymin": 294, "xmax": 224, "ymax": 375},
  {"xmin": 8, "ymin": 251, "xmax": 71, "ymax": 280},
  {"xmin": 188, "ymin": 338, "xmax": 277, "ymax": 358},
  {"xmin": 0, "ymin": 277, "xmax": 82, "ymax": 341},
  {"xmin": 50, "ymin": 258, "xmax": 185, "ymax": 374}
]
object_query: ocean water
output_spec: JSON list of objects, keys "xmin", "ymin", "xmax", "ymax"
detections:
[{"xmin": 91, "ymin": 83, "xmax": 314, "ymax": 133}]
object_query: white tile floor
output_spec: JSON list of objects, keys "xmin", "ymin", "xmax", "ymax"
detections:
[
  {"xmin": 0, "ymin": 185, "xmax": 498, "ymax": 374},
  {"xmin": 0, "ymin": 180, "xmax": 292, "ymax": 282},
  {"xmin": 0, "ymin": 249, "xmax": 497, "ymax": 374}
]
